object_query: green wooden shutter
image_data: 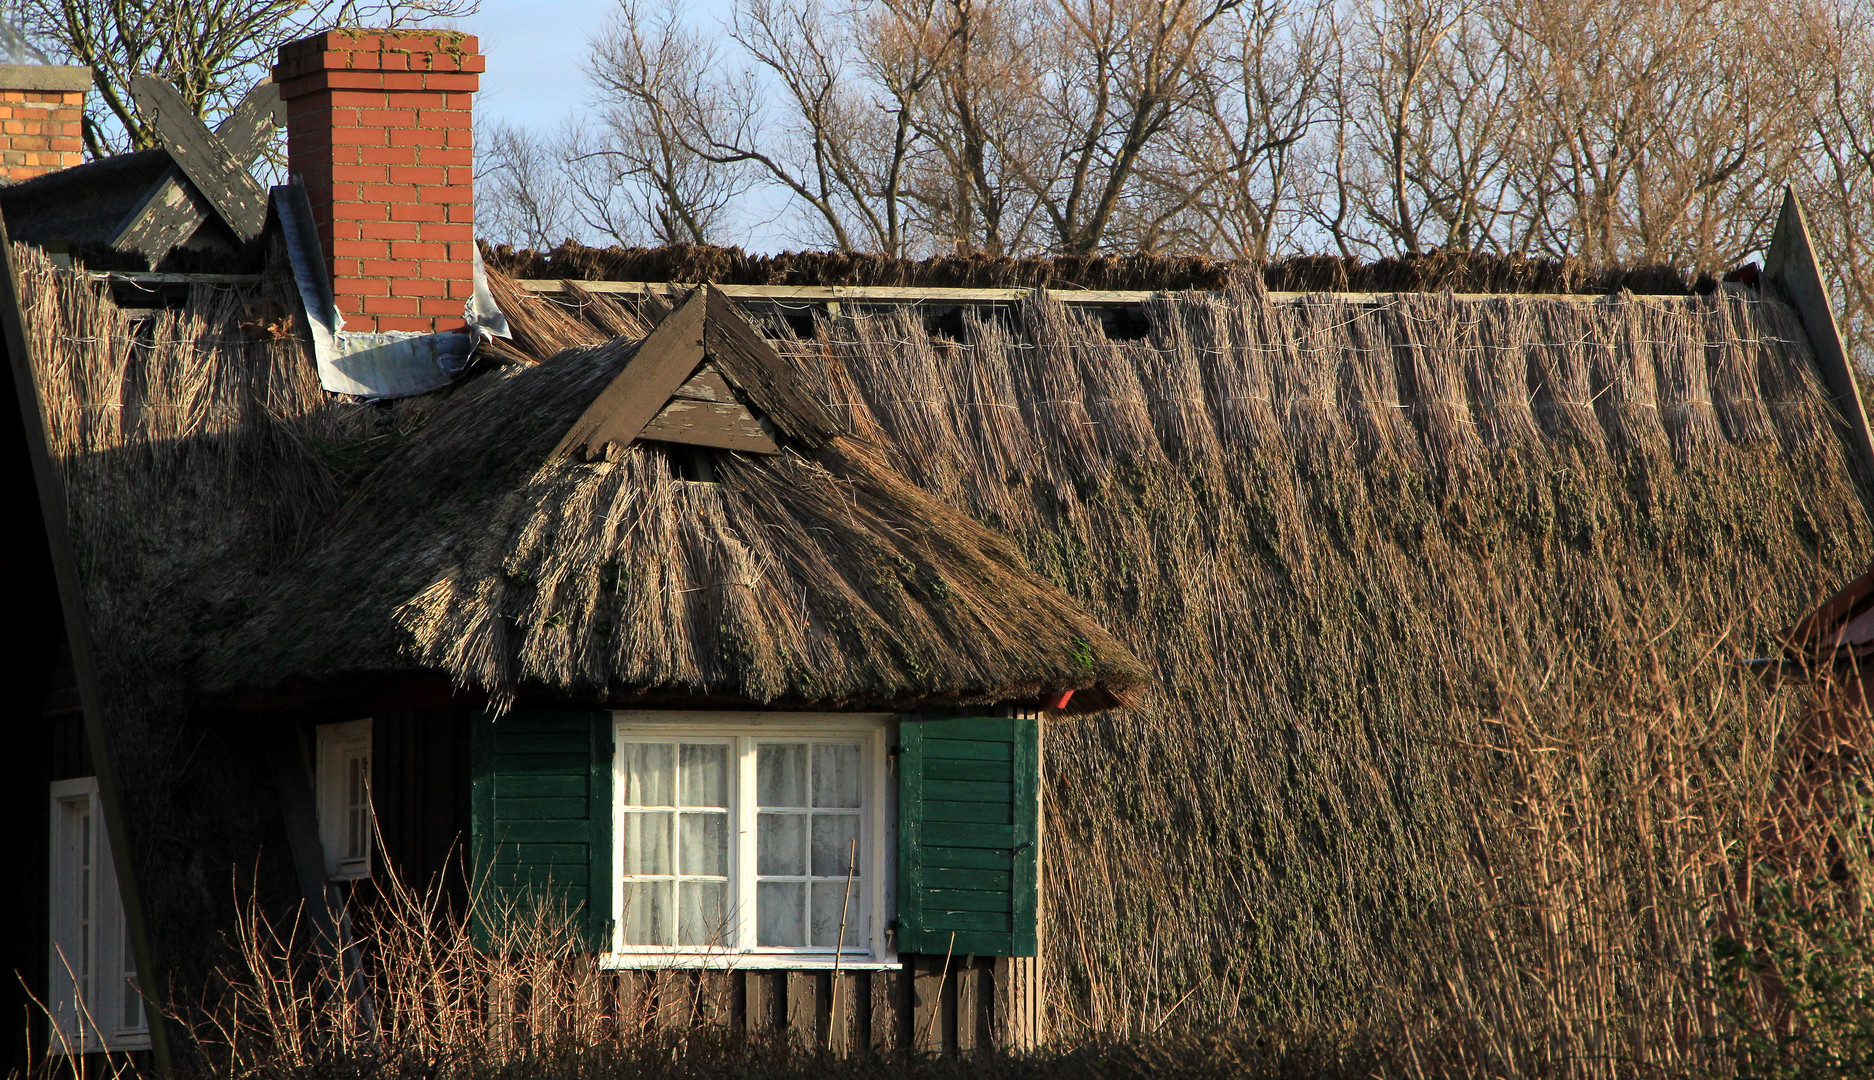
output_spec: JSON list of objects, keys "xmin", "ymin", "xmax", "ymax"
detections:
[
  {"xmin": 896, "ymin": 715, "xmax": 1038, "ymax": 957},
  {"xmin": 470, "ymin": 709, "xmax": 612, "ymax": 951}
]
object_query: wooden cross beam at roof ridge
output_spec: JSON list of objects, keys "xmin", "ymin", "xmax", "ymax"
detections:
[
  {"xmin": 551, "ymin": 285, "xmax": 842, "ymax": 462},
  {"xmin": 115, "ymin": 78, "xmax": 281, "ymax": 258}
]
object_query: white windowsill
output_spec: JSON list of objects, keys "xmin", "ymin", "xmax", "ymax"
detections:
[{"xmin": 601, "ymin": 951, "xmax": 903, "ymax": 971}]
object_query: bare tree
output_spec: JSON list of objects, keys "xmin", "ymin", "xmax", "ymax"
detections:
[
  {"xmin": 1499, "ymin": 0, "xmax": 1811, "ymax": 269},
  {"xmin": 477, "ymin": 121, "xmax": 576, "ymax": 250},
  {"xmin": 584, "ymin": 0, "xmax": 752, "ymax": 247},
  {"xmin": 1144, "ymin": 0, "xmax": 1337, "ymax": 258},
  {"xmin": 900, "ymin": 0, "xmax": 1043, "ymax": 254},
  {"xmin": 1009, "ymin": 0, "xmax": 1243, "ymax": 254}
]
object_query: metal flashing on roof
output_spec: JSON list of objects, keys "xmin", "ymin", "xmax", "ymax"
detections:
[{"xmin": 273, "ymin": 180, "xmax": 506, "ymax": 400}]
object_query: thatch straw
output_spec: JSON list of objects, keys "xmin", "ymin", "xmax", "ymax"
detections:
[
  {"xmin": 777, "ymin": 286, "xmax": 1873, "ymax": 1033},
  {"xmin": 12, "ymin": 241, "xmax": 430, "ymax": 1035},
  {"xmin": 206, "ymin": 334, "xmax": 1149, "ymax": 713},
  {"xmin": 20, "ymin": 232, "xmax": 1874, "ymax": 1061}
]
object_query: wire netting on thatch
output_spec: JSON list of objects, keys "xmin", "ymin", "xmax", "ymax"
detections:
[{"xmin": 776, "ymin": 285, "xmax": 1874, "ymax": 1031}]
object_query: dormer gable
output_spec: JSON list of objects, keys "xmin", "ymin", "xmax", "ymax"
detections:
[{"xmin": 552, "ymin": 286, "xmax": 841, "ymax": 462}]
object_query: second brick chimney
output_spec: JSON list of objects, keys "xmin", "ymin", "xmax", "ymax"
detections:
[
  {"xmin": 0, "ymin": 64, "xmax": 89, "ymax": 183},
  {"xmin": 273, "ymin": 31, "xmax": 483, "ymax": 334}
]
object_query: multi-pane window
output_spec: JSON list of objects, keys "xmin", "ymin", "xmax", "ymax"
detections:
[
  {"xmin": 619, "ymin": 741, "xmax": 731, "ymax": 946},
  {"xmin": 755, "ymin": 743, "xmax": 864, "ymax": 948},
  {"xmin": 317, "ymin": 719, "xmax": 374, "ymax": 880},
  {"xmin": 47, "ymin": 778, "xmax": 149, "ymax": 1053},
  {"xmin": 611, "ymin": 715, "xmax": 892, "ymax": 966}
]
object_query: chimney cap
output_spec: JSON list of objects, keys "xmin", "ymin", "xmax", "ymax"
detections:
[{"xmin": 0, "ymin": 65, "xmax": 91, "ymax": 92}]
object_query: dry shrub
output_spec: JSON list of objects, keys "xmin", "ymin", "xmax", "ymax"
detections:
[{"xmin": 186, "ymin": 859, "xmax": 700, "ymax": 1080}]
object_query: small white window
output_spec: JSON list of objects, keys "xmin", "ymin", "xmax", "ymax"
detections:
[
  {"xmin": 610, "ymin": 712, "xmax": 895, "ymax": 968},
  {"xmin": 317, "ymin": 719, "xmax": 374, "ymax": 880},
  {"xmin": 47, "ymin": 778, "xmax": 150, "ymax": 1054}
]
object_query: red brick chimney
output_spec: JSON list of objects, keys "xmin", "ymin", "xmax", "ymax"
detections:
[
  {"xmin": 273, "ymin": 31, "xmax": 482, "ymax": 334},
  {"xmin": 0, "ymin": 65, "xmax": 89, "ymax": 183}
]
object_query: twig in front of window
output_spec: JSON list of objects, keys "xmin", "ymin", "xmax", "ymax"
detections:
[{"xmin": 828, "ymin": 837, "xmax": 858, "ymax": 1048}]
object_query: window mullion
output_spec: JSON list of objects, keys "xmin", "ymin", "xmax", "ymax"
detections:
[{"xmin": 735, "ymin": 736, "xmax": 756, "ymax": 951}]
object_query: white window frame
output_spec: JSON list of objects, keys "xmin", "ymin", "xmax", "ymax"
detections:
[
  {"xmin": 605, "ymin": 711, "xmax": 897, "ymax": 970},
  {"xmin": 47, "ymin": 778, "xmax": 150, "ymax": 1054},
  {"xmin": 316, "ymin": 719, "xmax": 374, "ymax": 880}
]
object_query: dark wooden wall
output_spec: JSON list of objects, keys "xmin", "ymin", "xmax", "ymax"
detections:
[
  {"xmin": 4, "ymin": 653, "xmax": 103, "ymax": 1073},
  {"xmin": 555, "ymin": 955, "xmax": 1031, "ymax": 1054},
  {"xmin": 370, "ymin": 707, "xmax": 473, "ymax": 896}
]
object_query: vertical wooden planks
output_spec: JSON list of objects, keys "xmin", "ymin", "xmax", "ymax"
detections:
[
  {"xmin": 613, "ymin": 970, "xmax": 647, "ymax": 1033},
  {"xmin": 745, "ymin": 970, "xmax": 782, "ymax": 1033},
  {"xmin": 993, "ymin": 955, "xmax": 1042, "ymax": 1050},
  {"xmin": 954, "ymin": 961, "xmax": 980, "ymax": 1054},
  {"xmin": 826, "ymin": 973, "xmax": 864, "ymax": 1054},
  {"xmin": 785, "ymin": 970, "xmax": 817, "ymax": 1047},
  {"xmin": 695, "ymin": 969, "xmax": 737, "ymax": 1027},
  {"xmin": 871, "ymin": 963, "xmax": 908, "ymax": 1052},
  {"xmin": 575, "ymin": 961, "xmax": 1016, "ymax": 1056},
  {"xmin": 654, "ymin": 970, "xmax": 689, "ymax": 1029},
  {"xmin": 912, "ymin": 954, "xmax": 947, "ymax": 1054}
]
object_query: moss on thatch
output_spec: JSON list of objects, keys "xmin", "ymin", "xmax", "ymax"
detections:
[
  {"xmin": 206, "ymin": 333, "xmax": 1149, "ymax": 713},
  {"xmin": 482, "ymin": 240, "xmax": 1708, "ymax": 296}
]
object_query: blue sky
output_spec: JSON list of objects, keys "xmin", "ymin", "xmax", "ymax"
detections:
[
  {"xmin": 466, "ymin": 0, "xmax": 792, "ymax": 251},
  {"xmin": 471, "ymin": 0, "xmax": 622, "ymax": 134}
]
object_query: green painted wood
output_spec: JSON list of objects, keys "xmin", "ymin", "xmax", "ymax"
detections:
[
  {"xmin": 919, "ymin": 889, "xmax": 1012, "ymax": 913},
  {"xmin": 923, "ymin": 779, "xmax": 1013, "ymax": 802},
  {"xmin": 471, "ymin": 709, "xmax": 614, "ymax": 950},
  {"xmin": 921, "ymin": 846, "xmax": 1016, "ymax": 870},
  {"xmin": 924, "ymin": 800, "xmax": 1013, "ymax": 824},
  {"xmin": 493, "ymin": 774, "xmax": 588, "ymax": 798},
  {"xmin": 925, "ymin": 759, "xmax": 1012, "ymax": 783},
  {"xmin": 494, "ymin": 728, "xmax": 592, "ymax": 750},
  {"xmin": 921, "ymin": 868, "xmax": 1012, "ymax": 891},
  {"xmin": 921, "ymin": 717, "xmax": 1025, "ymax": 740},
  {"xmin": 941, "ymin": 931, "xmax": 1021, "ymax": 956},
  {"xmin": 922, "ymin": 738, "xmax": 1013, "ymax": 762},
  {"xmin": 920, "ymin": 822, "xmax": 1017, "ymax": 848},
  {"xmin": 1010, "ymin": 715, "xmax": 1038, "ymax": 956},
  {"xmin": 588, "ymin": 714, "xmax": 614, "ymax": 953},
  {"xmin": 896, "ymin": 718, "xmax": 924, "ymax": 954},
  {"xmin": 895, "ymin": 716, "xmax": 1038, "ymax": 957},
  {"xmin": 915, "ymin": 911, "xmax": 1013, "ymax": 932},
  {"xmin": 492, "ymin": 796, "xmax": 590, "ymax": 819},
  {"xmin": 486, "ymin": 751, "xmax": 590, "ymax": 773}
]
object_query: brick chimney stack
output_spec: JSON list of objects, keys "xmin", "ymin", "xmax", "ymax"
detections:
[
  {"xmin": 273, "ymin": 32, "xmax": 482, "ymax": 334},
  {"xmin": 0, "ymin": 65, "xmax": 89, "ymax": 183}
]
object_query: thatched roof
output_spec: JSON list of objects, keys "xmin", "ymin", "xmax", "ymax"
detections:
[
  {"xmin": 2, "ymin": 149, "xmax": 173, "ymax": 253},
  {"xmin": 204, "ymin": 288, "xmax": 1147, "ymax": 713},
  {"xmin": 18, "ymin": 232, "xmax": 1874, "ymax": 1032}
]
